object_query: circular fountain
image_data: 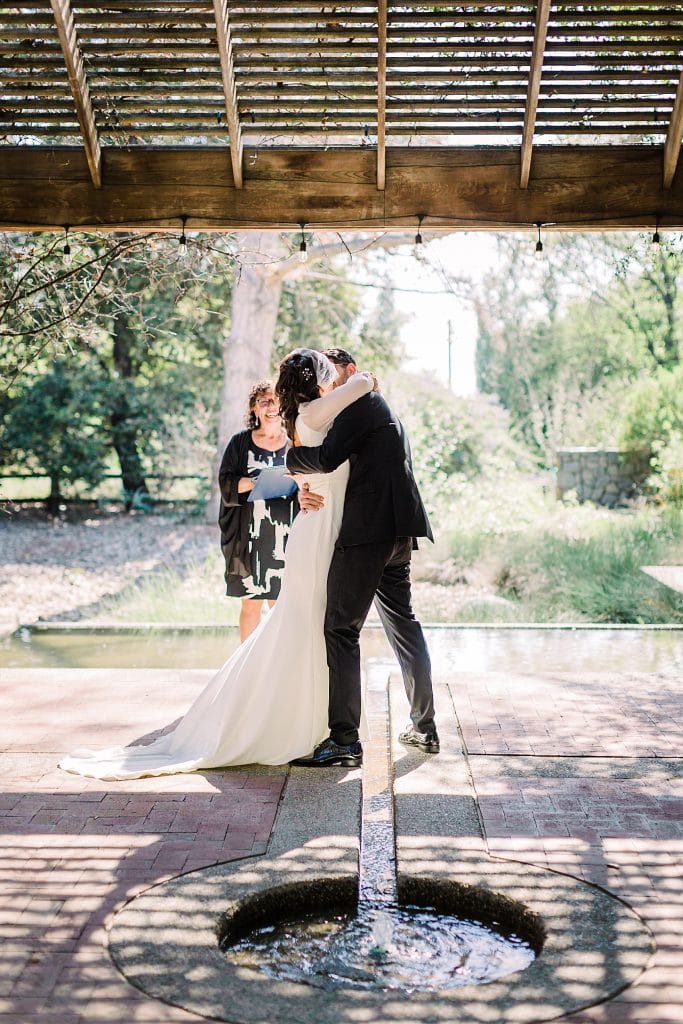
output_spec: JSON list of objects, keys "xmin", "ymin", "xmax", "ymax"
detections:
[
  {"xmin": 219, "ymin": 877, "xmax": 541, "ymax": 992},
  {"xmin": 108, "ymin": 665, "xmax": 653, "ymax": 1023}
]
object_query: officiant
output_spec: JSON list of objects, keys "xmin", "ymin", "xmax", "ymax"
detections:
[{"xmin": 218, "ymin": 380, "xmax": 299, "ymax": 641}]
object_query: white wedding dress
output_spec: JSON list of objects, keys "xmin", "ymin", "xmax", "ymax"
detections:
[{"xmin": 59, "ymin": 375, "xmax": 371, "ymax": 780}]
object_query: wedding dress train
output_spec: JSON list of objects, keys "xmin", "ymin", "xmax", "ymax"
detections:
[{"xmin": 59, "ymin": 377, "xmax": 370, "ymax": 780}]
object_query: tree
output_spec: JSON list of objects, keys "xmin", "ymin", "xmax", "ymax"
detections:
[
  {"xmin": 208, "ymin": 231, "xmax": 413, "ymax": 517},
  {"xmin": 1, "ymin": 229, "xmax": 411, "ymax": 516},
  {"xmin": 0, "ymin": 360, "xmax": 109, "ymax": 514},
  {"xmin": 465, "ymin": 232, "xmax": 683, "ymax": 463},
  {"xmin": 1, "ymin": 232, "xmax": 231, "ymax": 507}
]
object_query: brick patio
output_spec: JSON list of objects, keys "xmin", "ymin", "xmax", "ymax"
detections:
[{"xmin": 1, "ymin": 640, "xmax": 682, "ymax": 1022}]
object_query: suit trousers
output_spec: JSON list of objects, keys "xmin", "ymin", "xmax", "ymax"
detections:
[{"xmin": 324, "ymin": 536, "xmax": 435, "ymax": 746}]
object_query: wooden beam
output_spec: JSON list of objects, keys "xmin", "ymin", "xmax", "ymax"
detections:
[
  {"xmin": 520, "ymin": 0, "xmax": 551, "ymax": 189},
  {"xmin": 49, "ymin": 0, "xmax": 101, "ymax": 188},
  {"xmin": 663, "ymin": 70, "xmax": 683, "ymax": 189},
  {"xmin": 1, "ymin": 145, "xmax": 682, "ymax": 232},
  {"xmin": 377, "ymin": 0, "xmax": 387, "ymax": 190},
  {"xmin": 212, "ymin": 0, "xmax": 244, "ymax": 189}
]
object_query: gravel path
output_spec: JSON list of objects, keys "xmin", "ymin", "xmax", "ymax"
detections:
[
  {"xmin": 0, "ymin": 509, "xmax": 215, "ymax": 626},
  {"xmin": 0, "ymin": 508, "xmax": 502, "ymax": 628}
]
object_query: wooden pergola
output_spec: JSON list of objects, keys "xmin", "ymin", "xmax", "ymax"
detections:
[{"xmin": 1, "ymin": 1, "xmax": 683, "ymax": 232}]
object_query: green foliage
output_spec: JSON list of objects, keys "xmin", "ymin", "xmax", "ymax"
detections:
[
  {"xmin": 618, "ymin": 365, "xmax": 683, "ymax": 504},
  {"xmin": 274, "ymin": 273, "xmax": 405, "ymax": 374},
  {"xmin": 2, "ymin": 232, "xmax": 409, "ymax": 508},
  {"xmin": 499, "ymin": 509, "xmax": 683, "ymax": 623},
  {"xmin": 437, "ymin": 479, "xmax": 683, "ymax": 623},
  {"xmin": 384, "ymin": 371, "xmax": 482, "ymax": 518},
  {"xmin": 0, "ymin": 360, "xmax": 109, "ymax": 500},
  {"xmin": 275, "ymin": 274, "xmax": 361, "ymax": 361},
  {"xmin": 473, "ymin": 232, "xmax": 683, "ymax": 470},
  {"xmin": 0, "ymin": 231, "xmax": 232, "ymax": 498},
  {"xmin": 619, "ymin": 365, "xmax": 683, "ymax": 450},
  {"xmin": 353, "ymin": 278, "xmax": 406, "ymax": 372}
]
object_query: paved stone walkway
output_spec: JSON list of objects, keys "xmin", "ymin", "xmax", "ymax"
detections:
[
  {"xmin": 0, "ymin": 669, "xmax": 285, "ymax": 1023},
  {"xmin": 450, "ymin": 669, "xmax": 683, "ymax": 1024},
  {"xmin": 1, "ymin": 640, "xmax": 682, "ymax": 1022}
]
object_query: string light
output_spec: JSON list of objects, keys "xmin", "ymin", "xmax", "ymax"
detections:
[
  {"xmin": 414, "ymin": 215, "xmax": 424, "ymax": 260},
  {"xmin": 651, "ymin": 215, "xmax": 661, "ymax": 252},
  {"xmin": 62, "ymin": 224, "xmax": 72, "ymax": 265},
  {"xmin": 178, "ymin": 214, "xmax": 188, "ymax": 260},
  {"xmin": 534, "ymin": 222, "xmax": 544, "ymax": 260},
  {"xmin": 298, "ymin": 222, "xmax": 308, "ymax": 263}
]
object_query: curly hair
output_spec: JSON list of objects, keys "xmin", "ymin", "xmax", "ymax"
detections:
[
  {"xmin": 245, "ymin": 379, "xmax": 275, "ymax": 430},
  {"xmin": 275, "ymin": 349, "xmax": 320, "ymax": 440}
]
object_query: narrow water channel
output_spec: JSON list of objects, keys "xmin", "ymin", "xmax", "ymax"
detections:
[{"xmin": 224, "ymin": 662, "xmax": 535, "ymax": 991}]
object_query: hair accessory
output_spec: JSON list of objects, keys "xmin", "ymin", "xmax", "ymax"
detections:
[
  {"xmin": 309, "ymin": 350, "xmax": 336, "ymax": 388},
  {"xmin": 288, "ymin": 348, "xmax": 337, "ymax": 389}
]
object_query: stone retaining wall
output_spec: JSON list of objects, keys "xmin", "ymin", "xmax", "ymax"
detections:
[{"xmin": 556, "ymin": 447, "xmax": 651, "ymax": 507}]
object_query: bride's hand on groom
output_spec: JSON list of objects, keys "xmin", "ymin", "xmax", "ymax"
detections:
[
  {"xmin": 296, "ymin": 480, "xmax": 325, "ymax": 514},
  {"xmin": 359, "ymin": 371, "xmax": 380, "ymax": 392}
]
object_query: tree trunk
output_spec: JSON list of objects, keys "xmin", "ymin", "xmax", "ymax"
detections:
[
  {"xmin": 207, "ymin": 232, "xmax": 287, "ymax": 521},
  {"xmin": 204, "ymin": 229, "xmax": 416, "ymax": 522},
  {"xmin": 111, "ymin": 308, "xmax": 150, "ymax": 509},
  {"xmin": 47, "ymin": 473, "xmax": 61, "ymax": 516}
]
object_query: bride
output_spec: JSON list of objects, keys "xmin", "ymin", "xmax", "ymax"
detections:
[{"xmin": 59, "ymin": 349, "xmax": 373, "ymax": 780}]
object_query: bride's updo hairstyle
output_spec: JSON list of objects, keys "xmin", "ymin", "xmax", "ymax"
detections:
[{"xmin": 275, "ymin": 348, "xmax": 335, "ymax": 440}]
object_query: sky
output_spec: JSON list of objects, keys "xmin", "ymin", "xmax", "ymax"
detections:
[{"xmin": 379, "ymin": 232, "xmax": 500, "ymax": 396}]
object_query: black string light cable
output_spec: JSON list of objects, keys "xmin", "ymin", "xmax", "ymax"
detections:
[{"xmin": 1, "ymin": 211, "xmax": 671, "ymax": 234}]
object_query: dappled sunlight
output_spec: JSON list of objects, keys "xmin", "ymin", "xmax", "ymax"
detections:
[{"xmin": 2, "ymin": 626, "xmax": 682, "ymax": 1020}]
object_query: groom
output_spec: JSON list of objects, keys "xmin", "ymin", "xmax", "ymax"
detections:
[{"xmin": 287, "ymin": 347, "xmax": 438, "ymax": 768}]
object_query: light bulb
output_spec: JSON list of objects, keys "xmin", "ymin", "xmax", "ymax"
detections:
[
  {"xmin": 178, "ymin": 216, "xmax": 189, "ymax": 261},
  {"xmin": 62, "ymin": 225, "xmax": 72, "ymax": 265},
  {"xmin": 414, "ymin": 231, "xmax": 424, "ymax": 260},
  {"xmin": 298, "ymin": 238, "xmax": 308, "ymax": 263},
  {"xmin": 533, "ymin": 222, "xmax": 544, "ymax": 260},
  {"xmin": 652, "ymin": 230, "xmax": 661, "ymax": 252}
]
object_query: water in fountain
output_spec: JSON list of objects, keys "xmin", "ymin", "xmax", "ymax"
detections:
[{"xmin": 224, "ymin": 667, "xmax": 536, "ymax": 990}]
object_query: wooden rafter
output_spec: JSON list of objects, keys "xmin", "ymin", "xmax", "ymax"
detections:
[
  {"xmin": 212, "ymin": 0, "xmax": 243, "ymax": 189},
  {"xmin": 520, "ymin": 0, "xmax": 551, "ymax": 189},
  {"xmin": 377, "ymin": 0, "xmax": 387, "ymax": 191},
  {"xmin": 3, "ymin": 146, "xmax": 683, "ymax": 232},
  {"xmin": 49, "ymin": 0, "xmax": 101, "ymax": 188},
  {"xmin": 663, "ymin": 70, "xmax": 683, "ymax": 190}
]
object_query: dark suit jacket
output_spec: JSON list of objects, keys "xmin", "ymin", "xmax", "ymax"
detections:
[{"xmin": 286, "ymin": 391, "xmax": 433, "ymax": 547}]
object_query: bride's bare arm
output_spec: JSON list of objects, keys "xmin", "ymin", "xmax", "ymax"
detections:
[{"xmin": 299, "ymin": 374, "xmax": 372, "ymax": 433}]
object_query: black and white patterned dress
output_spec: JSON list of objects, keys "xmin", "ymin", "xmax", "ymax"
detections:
[{"xmin": 225, "ymin": 439, "xmax": 297, "ymax": 600}]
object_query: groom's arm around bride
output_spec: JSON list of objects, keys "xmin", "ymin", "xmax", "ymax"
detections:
[{"xmin": 287, "ymin": 379, "xmax": 439, "ymax": 766}]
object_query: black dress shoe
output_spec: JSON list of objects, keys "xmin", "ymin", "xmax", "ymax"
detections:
[
  {"xmin": 291, "ymin": 737, "xmax": 363, "ymax": 767},
  {"xmin": 398, "ymin": 725, "xmax": 440, "ymax": 754}
]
